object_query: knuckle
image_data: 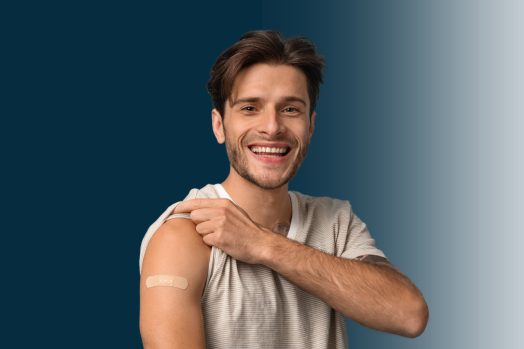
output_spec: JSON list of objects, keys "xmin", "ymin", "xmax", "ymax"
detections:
[{"xmin": 215, "ymin": 232, "xmax": 224, "ymax": 245}]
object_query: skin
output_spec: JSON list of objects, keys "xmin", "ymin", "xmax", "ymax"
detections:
[
  {"xmin": 214, "ymin": 63, "xmax": 316, "ymax": 232},
  {"xmin": 140, "ymin": 218, "xmax": 210, "ymax": 349},
  {"xmin": 140, "ymin": 63, "xmax": 429, "ymax": 347}
]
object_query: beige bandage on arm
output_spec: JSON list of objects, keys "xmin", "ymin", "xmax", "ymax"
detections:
[{"xmin": 146, "ymin": 275, "xmax": 188, "ymax": 290}]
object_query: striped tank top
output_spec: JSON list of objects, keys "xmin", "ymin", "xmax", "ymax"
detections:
[{"xmin": 139, "ymin": 184, "xmax": 385, "ymax": 348}]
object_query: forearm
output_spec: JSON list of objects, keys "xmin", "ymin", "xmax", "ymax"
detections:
[{"xmin": 260, "ymin": 233, "xmax": 428, "ymax": 338}]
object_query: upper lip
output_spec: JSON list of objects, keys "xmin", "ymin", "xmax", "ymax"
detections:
[{"xmin": 247, "ymin": 142, "xmax": 292, "ymax": 149}]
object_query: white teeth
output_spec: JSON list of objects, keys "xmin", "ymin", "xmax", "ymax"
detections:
[{"xmin": 250, "ymin": 146, "xmax": 288, "ymax": 154}]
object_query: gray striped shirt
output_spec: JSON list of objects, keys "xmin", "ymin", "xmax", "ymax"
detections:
[{"xmin": 140, "ymin": 184, "xmax": 385, "ymax": 348}]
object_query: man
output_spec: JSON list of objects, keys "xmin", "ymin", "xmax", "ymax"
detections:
[{"xmin": 139, "ymin": 30, "xmax": 428, "ymax": 348}]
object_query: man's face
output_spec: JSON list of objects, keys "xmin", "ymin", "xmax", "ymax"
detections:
[{"xmin": 212, "ymin": 63, "xmax": 316, "ymax": 190}]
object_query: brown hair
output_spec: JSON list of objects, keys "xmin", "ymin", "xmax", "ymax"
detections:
[{"xmin": 206, "ymin": 30, "xmax": 327, "ymax": 120}]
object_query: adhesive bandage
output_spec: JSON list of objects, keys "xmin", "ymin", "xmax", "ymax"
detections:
[{"xmin": 146, "ymin": 275, "xmax": 188, "ymax": 290}]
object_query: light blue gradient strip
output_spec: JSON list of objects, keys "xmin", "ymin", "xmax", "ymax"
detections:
[{"xmin": 263, "ymin": 0, "xmax": 523, "ymax": 347}]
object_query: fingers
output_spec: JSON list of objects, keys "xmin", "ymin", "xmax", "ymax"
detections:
[
  {"xmin": 190, "ymin": 207, "xmax": 227, "ymax": 225},
  {"xmin": 194, "ymin": 221, "xmax": 215, "ymax": 236},
  {"xmin": 174, "ymin": 198, "xmax": 231, "ymax": 214},
  {"xmin": 202, "ymin": 234, "xmax": 215, "ymax": 247}
]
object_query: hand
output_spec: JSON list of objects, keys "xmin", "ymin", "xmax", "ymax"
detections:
[{"xmin": 173, "ymin": 198, "xmax": 271, "ymax": 264}]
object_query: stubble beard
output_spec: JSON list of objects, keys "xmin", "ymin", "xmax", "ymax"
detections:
[{"xmin": 223, "ymin": 127, "xmax": 309, "ymax": 190}]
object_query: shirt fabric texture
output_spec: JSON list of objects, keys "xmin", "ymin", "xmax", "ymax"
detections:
[{"xmin": 139, "ymin": 184, "xmax": 386, "ymax": 349}]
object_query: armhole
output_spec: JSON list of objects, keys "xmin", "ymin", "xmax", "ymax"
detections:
[{"xmin": 202, "ymin": 246, "xmax": 218, "ymax": 297}]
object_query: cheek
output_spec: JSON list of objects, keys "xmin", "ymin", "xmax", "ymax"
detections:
[{"xmin": 291, "ymin": 125, "xmax": 311, "ymax": 144}]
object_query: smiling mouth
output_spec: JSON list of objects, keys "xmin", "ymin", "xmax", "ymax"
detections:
[{"xmin": 248, "ymin": 146, "xmax": 291, "ymax": 158}]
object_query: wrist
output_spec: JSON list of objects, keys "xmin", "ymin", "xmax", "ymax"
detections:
[
  {"xmin": 256, "ymin": 228, "xmax": 278, "ymax": 265},
  {"xmin": 257, "ymin": 228, "xmax": 289, "ymax": 267}
]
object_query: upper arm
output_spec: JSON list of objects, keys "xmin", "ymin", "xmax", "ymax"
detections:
[
  {"xmin": 353, "ymin": 254, "xmax": 415, "ymax": 289},
  {"xmin": 353, "ymin": 254, "xmax": 398, "ymax": 270},
  {"xmin": 140, "ymin": 218, "xmax": 211, "ymax": 349}
]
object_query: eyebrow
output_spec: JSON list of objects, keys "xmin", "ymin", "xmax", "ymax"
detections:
[{"xmin": 230, "ymin": 96, "xmax": 307, "ymax": 108}]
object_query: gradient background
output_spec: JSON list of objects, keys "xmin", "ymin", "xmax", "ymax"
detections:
[{"xmin": 2, "ymin": 1, "xmax": 523, "ymax": 348}]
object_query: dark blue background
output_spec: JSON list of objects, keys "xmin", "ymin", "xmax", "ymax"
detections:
[{"xmin": 2, "ymin": 1, "xmax": 478, "ymax": 347}]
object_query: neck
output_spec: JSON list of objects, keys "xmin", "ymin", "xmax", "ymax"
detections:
[{"xmin": 221, "ymin": 167, "xmax": 292, "ymax": 233}]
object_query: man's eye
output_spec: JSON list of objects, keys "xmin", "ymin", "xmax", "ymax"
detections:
[
  {"xmin": 284, "ymin": 107, "xmax": 298, "ymax": 112},
  {"xmin": 242, "ymin": 106, "xmax": 256, "ymax": 112}
]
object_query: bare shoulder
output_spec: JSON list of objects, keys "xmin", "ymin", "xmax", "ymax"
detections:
[
  {"xmin": 141, "ymin": 218, "xmax": 212, "ymax": 295},
  {"xmin": 146, "ymin": 218, "xmax": 211, "ymax": 260}
]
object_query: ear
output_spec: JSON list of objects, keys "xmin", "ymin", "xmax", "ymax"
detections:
[
  {"xmin": 308, "ymin": 111, "xmax": 316, "ymax": 144},
  {"xmin": 212, "ymin": 109, "xmax": 226, "ymax": 144}
]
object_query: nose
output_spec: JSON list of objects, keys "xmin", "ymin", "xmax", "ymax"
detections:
[{"xmin": 255, "ymin": 106, "xmax": 286, "ymax": 137}]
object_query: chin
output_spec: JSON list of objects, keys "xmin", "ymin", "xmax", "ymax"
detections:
[
  {"xmin": 252, "ymin": 180, "xmax": 288, "ymax": 191},
  {"xmin": 244, "ymin": 171, "xmax": 291, "ymax": 190}
]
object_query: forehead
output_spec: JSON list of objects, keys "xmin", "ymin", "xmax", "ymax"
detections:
[{"xmin": 230, "ymin": 63, "xmax": 309, "ymax": 105}]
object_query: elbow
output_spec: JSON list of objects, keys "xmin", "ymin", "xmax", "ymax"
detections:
[{"xmin": 403, "ymin": 298, "xmax": 429, "ymax": 338}]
